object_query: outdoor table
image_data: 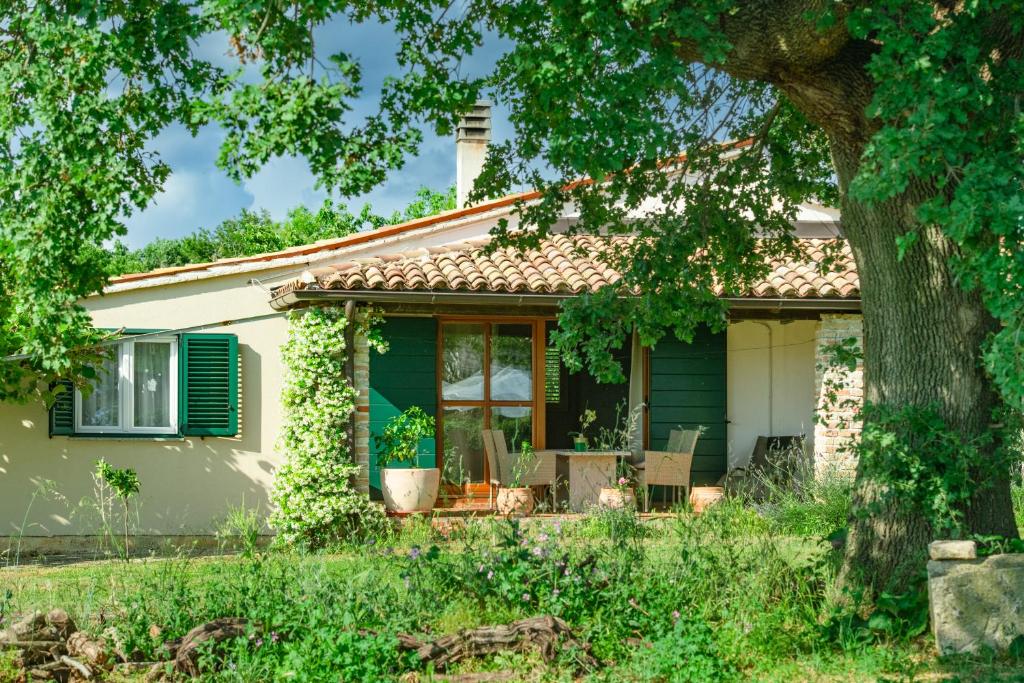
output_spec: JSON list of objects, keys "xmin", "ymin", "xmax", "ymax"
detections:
[{"xmin": 553, "ymin": 450, "xmax": 631, "ymax": 512}]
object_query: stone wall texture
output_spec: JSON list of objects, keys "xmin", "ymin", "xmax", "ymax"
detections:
[
  {"xmin": 813, "ymin": 314, "xmax": 864, "ymax": 476},
  {"xmin": 928, "ymin": 553, "xmax": 1024, "ymax": 654},
  {"xmin": 353, "ymin": 331, "xmax": 371, "ymax": 494}
]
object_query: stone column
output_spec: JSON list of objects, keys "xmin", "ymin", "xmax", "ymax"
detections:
[{"xmin": 813, "ymin": 314, "xmax": 864, "ymax": 476}]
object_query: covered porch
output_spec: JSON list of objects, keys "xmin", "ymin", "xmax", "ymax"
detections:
[{"xmin": 362, "ymin": 314, "xmax": 727, "ymax": 511}]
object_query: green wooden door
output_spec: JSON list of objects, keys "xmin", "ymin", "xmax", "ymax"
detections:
[
  {"xmin": 368, "ymin": 317, "xmax": 438, "ymax": 492},
  {"xmin": 648, "ymin": 327, "xmax": 727, "ymax": 485}
]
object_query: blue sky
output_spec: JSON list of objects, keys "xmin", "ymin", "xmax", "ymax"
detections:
[{"xmin": 123, "ymin": 16, "xmax": 510, "ymax": 248}]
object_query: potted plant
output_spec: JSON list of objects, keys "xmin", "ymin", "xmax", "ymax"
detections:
[
  {"xmin": 569, "ymin": 408, "xmax": 597, "ymax": 451},
  {"xmin": 496, "ymin": 441, "xmax": 537, "ymax": 517},
  {"xmin": 599, "ymin": 460, "xmax": 637, "ymax": 510},
  {"xmin": 374, "ymin": 406, "xmax": 438, "ymax": 514}
]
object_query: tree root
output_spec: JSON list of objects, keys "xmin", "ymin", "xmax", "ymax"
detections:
[{"xmin": 397, "ymin": 615, "xmax": 598, "ymax": 672}]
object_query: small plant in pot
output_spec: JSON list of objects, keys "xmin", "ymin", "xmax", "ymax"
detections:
[
  {"xmin": 569, "ymin": 408, "xmax": 597, "ymax": 451},
  {"xmin": 599, "ymin": 460, "xmax": 637, "ymax": 510},
  {"xmin": 374, "ymin": 406, "xmax": 438, "ymax": 515},
  {"xmin": 497, "ymin": 441, "xmax": 537, "ymax": 517}
]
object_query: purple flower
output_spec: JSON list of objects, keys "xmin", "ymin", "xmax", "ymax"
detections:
[
  {"xmin": 255, "ymin": 638, "xmax": 264, "ymax": 648},
  {"xmin": 270, "ymin": 632, "xmax": 279, "ymax": 643},
  {"xmin": 618, "ymin": 477, "xmax": 628, "ymax": 486},
  {"xmin": 538, "ymin": 533, "xmax": 549, "ymax": 543},
  {"xmin": 522, "ymin": 593, "xmax": 531, "ymax": 602},
  {"xmin": 672, "ymin": 610, "xmax": 681, "ymax": 621},
  {"xmin": 409, "ymin": 546, "xmax": 421, "ymax": 560}
]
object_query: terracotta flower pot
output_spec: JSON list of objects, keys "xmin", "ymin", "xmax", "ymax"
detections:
[
  {"xmin": 381, "ymin": 467, "xmax": 440, "ymax": 514},
  {"xmin": 598, "ymin": 487, "xmax": 637, "ymax": 510},
  {"xmin": 689, "ymin": 486, "xmax": 725, "ymax": 514},
  {"xmin": 496, "ymin": 487, "xmax": 534, "ymax": 517}
]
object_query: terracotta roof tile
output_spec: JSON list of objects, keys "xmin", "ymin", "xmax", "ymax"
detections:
[{"xmin": 275, "ymin": 235, "xmax": 859, "ymax": 301}]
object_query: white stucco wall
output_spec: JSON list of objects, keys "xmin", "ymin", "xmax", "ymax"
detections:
[
  {"xmin": 726, "ymin": 320, "xmax": 818, "ymax": 469},
  {"xmin": 0, "ymin": 271, "xmax": 295, "ymax": 538}
]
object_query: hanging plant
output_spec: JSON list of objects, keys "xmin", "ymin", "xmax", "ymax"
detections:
[{"xmin": 269, "ymin": 306, "xmax": 385, "ymax": 548}]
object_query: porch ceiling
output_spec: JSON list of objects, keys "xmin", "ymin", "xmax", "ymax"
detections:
[{"xmin": 272, "ymin": 235, "xmax": 859, "ymax": 306}]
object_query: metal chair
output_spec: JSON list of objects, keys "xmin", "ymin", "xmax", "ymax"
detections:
[{"xmin": 638, "ymin": 428, "xmax": 698, "ymax": 512}]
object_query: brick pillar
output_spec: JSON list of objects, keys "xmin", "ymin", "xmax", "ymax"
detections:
[
  {"xmin": 353, "ymin": 331, "xmax": 371, "ymax": 495},
  {"xmin": 813, "ymin": 314, "xmax": 864, "ymax": 476}
]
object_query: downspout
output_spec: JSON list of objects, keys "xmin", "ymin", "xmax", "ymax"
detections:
[{"xmin": 751, "ymin": 321, "xmax": 774, "ymax": 437}]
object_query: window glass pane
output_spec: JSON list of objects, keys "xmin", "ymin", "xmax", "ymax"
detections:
[
  {"xmin": 442, "ymin": 407, "xmax": 484, "ymax": 483},
  {"xmin": 491, "ymin": 407, "xmax": 533, "ymax": 453},
  {"xmin": 81, "ymin": 351, "xmax": 120, "ymax": 427},
  {"xmin": 442, "ymin": 323, "xmax": 484, "ymax": 401},
  {"xmin": 490, "ymin": 324, "xmax": 532, "ymax": 401},
  {"xmin": 134, "ymin": 342, "xmax": 172, "ymax": 428}
]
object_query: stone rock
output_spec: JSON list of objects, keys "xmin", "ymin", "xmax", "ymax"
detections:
[
  {"xmin": 929, "ymin": 540, "xmax": 978, "ymax": 561},
  {"xmin": 928, "ymin": 553, "xmax": 1024, "ymax": 655}
]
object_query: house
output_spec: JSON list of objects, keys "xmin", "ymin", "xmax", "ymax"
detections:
[{"xmin": 0, "ymin": 106, "xmax": 863, "ymax": 550}]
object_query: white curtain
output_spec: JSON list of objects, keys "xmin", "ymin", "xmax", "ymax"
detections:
[
  {"xmin": 134, "ymin": 342, "xmax": 170, "ymax": 427},
  {"xmin": 627, "ymin": 329, "xmax": 644, "ymax": 458},
  {"xmin": 81, "ymin": 354, "xmax": 120, "ymax": 427}
]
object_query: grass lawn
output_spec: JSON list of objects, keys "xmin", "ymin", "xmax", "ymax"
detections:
[{"xmin": 3, "ymin": 500, "xmax": 1024, "ymax": 682}]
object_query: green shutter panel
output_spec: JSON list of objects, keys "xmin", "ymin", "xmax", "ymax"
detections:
[
  {"xmin": 180, "ymin": 333, "xmax": 238, "ymax": 436},
  {"xmin": 368, "ymin": 317, "xmax": 437, "ymax": 492},
  {"xmin": 48, "ymin": 380, "xmax": 75, "ymax": 436},
  {"xmin": 648, "ymin": 326, "xmax": 728, "ymax": 485}
]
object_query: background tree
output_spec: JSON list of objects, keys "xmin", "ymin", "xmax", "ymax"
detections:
[
  {"xmin": 1, "ymin": 1, "xmax": 1021, "ymax": 593},
  {"xmin": 103, "ymin": 187, "xmax": 454, "ymax": 275}
]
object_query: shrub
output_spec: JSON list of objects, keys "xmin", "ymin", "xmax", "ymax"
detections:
[{"xmin": 270, "ymin": 308, "xmax": 385, "ymax": 549}]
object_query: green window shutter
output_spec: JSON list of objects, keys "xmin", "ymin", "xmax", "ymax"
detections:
[
  {"xmin": 648, "ymin": 326, "xmax": 727, "ymax": 485},
  {"xmin": 544, "ymin": 347, "xmax": 561, "ymax": 404},
  {"xmin": 48, "ymin": 380, "xmax": 75, "ymax": 436},
  {"xmin": 180, "ymin": 333, "xmax": 238, "ymax": 436},
  {"xmin": 368, "ymin": 317, "xmax": 437, "ymax": 492}
]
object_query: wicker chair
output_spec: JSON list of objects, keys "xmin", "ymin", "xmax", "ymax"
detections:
[
  {"xmin": 638, "ymin": 428, "xmax": 699, "ymax": 512},
  {"xmin": 481, "ymin": 430, "xmax": 504, "ymax": 508},
  {"xmin": 484, "ymin": 430, "xmax": 558, "ymax": 507}
]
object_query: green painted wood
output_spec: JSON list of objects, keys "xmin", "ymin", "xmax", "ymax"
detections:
[
  {"xmin": 48, "ymin": 380, "xmax": 75, "ymax": 436},
  {"xmin": 648, "ymin": 326, "xmax": 727, "ymax": 484},
  {"xmin": 368, "ymin": 317, "xmax": 438, "ymax": 491},
  {"xmin": 180, "ymin": 334, "xmax": 238, "ymax": 436}
]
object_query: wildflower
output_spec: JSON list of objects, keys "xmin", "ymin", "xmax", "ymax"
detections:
[
  {"xmin": 270, "ymin": 632, "xmax": 280, "ymax": 643},
  {"xmin": 255, "ymin": 638, "xmax": 264, "ymax": 647},
  {"xmin": 522, "ymin": 592, "xmax": 531, "ymax": 602},
  {"xmin": 409, "ymin": 546, "xmax": 421, "ymax": 560},
  {"xmin": 487, "ymin": 570, "xmax": 494, "ymax": 580},
  {"xmin": 564, "ymin": 568, "xmax": 571, "ymax": 576},
  {"xmin": 672, "ymin": 611, "xmax": 681, "ymax": 621},
  {"xmin": 538, "ymin": 533, "xmax": 549, "ymax": 543},
  {"xmin": 478, "ymin": 564, "xmax": 485, "ymax": 573},
  {"xmin": 552, "ymin": 588, "xmax": 560, "ymax": 597},
  {"xmin": 618, "ymin": 477, "xmax": 628, "ymax": 486},
  {"xmin": 552, "ymin": 521, "xmax": 562, "ymax": 534}
]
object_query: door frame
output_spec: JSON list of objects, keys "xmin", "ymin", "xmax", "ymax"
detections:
[{"xmin": 435, "ymin": 315, "xmax": 550, "ymax": 493}]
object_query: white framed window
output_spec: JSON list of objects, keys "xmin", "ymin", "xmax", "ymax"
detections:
[{"xmin": 75, "ymin": 337, "xmax": 179, "ymax": 435}]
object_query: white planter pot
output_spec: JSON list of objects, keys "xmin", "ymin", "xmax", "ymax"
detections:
[
  {"xmin": 381, "ymin": 467, "xmax": 440, "ymax": 514},
  {"xmin": 496, "ymin": 487, "xmax": 534, "ymax": 517},
  {"xmin": 599, "ymin": 487, "xmax": 636, "ymax": 510}
]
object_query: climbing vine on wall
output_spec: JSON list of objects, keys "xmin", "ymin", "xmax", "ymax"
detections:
[{"xmin": 270, "ymin": 306, "xmax": 385, "ymax": 548}]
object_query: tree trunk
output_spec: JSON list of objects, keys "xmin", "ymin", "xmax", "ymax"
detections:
[{"xmin": 828, "ymin": 141, "xmax": 1019, "ymax": 594}]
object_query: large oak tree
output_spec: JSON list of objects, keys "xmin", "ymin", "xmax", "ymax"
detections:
[{"xmin": 1, "ymin": 1, "xmax": 1021, "ymax": 592}]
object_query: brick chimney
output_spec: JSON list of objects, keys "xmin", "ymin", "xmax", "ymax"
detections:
[{"xmin": 455, "ymin": 101, "xmax": 492, "ymax": 208}]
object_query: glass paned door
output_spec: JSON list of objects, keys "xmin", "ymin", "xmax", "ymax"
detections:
[{"xmin": 438, "ymin": 320, "xmax": 539, "ymax": 486}]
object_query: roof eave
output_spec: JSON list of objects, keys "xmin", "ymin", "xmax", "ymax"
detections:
[{"xmin": 269, "ymin": 288, "xmax": 862, "ymax": 312}]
